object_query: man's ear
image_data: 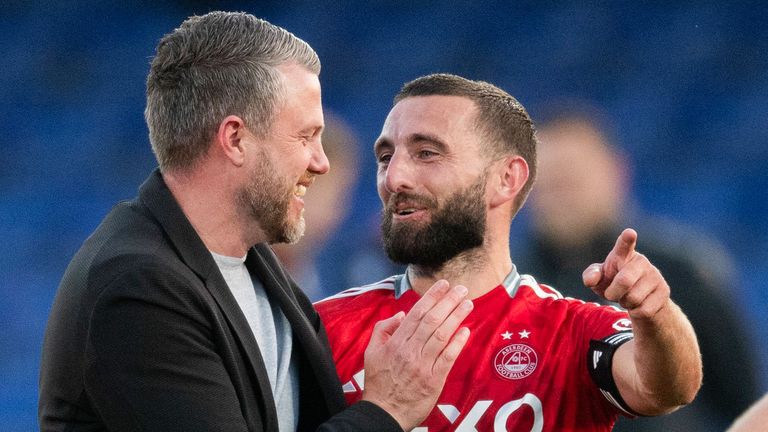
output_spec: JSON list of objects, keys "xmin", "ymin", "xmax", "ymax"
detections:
[
  {"xmin": 215, "ymin": 115, "xmax": 248, "ymax": 167},
  {"xmin": 489, "ymin": 155, "xmax": 529, "ymax": 208}
]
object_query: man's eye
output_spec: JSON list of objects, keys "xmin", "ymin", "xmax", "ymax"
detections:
[
  {"xmin": 418, "ymin": 150, "xmax": 437, "ymax": 158},
  {"xmin": 377, "ymin": 154, "xmax": 392, "ymax": 164}
]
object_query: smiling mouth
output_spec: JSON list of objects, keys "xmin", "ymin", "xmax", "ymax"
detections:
[
  {"xmin": 294, "ymin": 184, "xmax": 307, "ymax": 197},
  {"xmin": 392, "ymin": 207, "xmax": 429, "ymax": 220},
  {"xmin": 388, "ymin": 193, "xmax": 435, "ymax": 218}
]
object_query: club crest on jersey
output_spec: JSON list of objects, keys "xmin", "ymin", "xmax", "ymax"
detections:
[{"xmin": 493, "ymin": 344, "xmax": 538, "ymax": 380}]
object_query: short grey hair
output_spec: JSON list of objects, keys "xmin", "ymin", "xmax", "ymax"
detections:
[{"xmin": 145, "ymin": 11, "xmax": 320, "ymax": 172}]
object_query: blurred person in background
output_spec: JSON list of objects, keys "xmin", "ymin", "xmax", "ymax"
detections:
[
  {"xmin": 517, "ymin": 102, "xmax": 760, "ymax": 431},
  {"xmin": 273, "ymin": 112, "xmax": 361, "ymax": 300},
  {"xmin": 727, "ymin": 393, "xmax": 768, "ymax": 432}
]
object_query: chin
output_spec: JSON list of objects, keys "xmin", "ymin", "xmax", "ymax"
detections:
[{"xmin": 282, "ymin": 216, "xmax": 306, "ymax": 245}]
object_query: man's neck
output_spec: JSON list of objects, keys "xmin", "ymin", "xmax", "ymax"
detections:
[
  {"xmin": 164, "ymin": 169, "xmax": 266, "ymax": 257},
  {"xmin": 407, "ymin": 241, "xmax": 513, "ymax": 300}
]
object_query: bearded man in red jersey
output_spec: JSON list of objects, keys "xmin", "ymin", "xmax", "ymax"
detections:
[{"xmin": 315, "ymin": 73, "xmax": 702, "ymax": 432}]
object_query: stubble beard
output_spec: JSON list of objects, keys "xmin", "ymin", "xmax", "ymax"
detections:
[
  {"xmin": 237, "ymin": 151, "xmax": 305, "ymax": 245},
  {"xmin": 381, "ymin": 175, "xmax": 487, "ymax": 272}
]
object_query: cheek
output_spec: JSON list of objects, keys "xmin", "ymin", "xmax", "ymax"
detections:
[
  {"xmin": 376, "ymin": 176, "xmax": 388, "ymax": 201},
  {"xmin": 284, "ymin": 158, "xmax": 309, "ymax": 182},
  {"xmin": 295, "ymin": 150, "xmax": 311, "ymax": 170}
]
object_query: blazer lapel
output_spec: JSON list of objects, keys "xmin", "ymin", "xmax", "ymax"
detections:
[
  {"xmin": 202, "ymin": 267, "xmax": 279, "ymax": 429},
  {"xmin": 247, "ymin": 244, "xmax": 346, "ymax": 413},
  {"xmin": 138, "ymin": 169, "xmax": 279, "ymax": 429}
]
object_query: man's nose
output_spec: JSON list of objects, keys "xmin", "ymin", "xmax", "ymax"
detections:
[
  {"xmin": 383, "ymin": 151, "xmax": 414, "ymax": 193},
  {"xmin": 309, "ymin": 140, "xmax": 330, "ymax": 175}
]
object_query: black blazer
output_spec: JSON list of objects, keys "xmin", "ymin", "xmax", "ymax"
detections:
[{"xmin": 39, "ymin": 170, "xmax": 400, "ymax": 432}]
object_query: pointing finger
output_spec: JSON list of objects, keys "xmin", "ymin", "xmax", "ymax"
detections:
[
  {"xmin": 584, "ymin": 228, "xmax": 639, "ymax": 298},
  {"xmin": 611, "ymin": 228, "xmax": 638, "ymax": 264}
]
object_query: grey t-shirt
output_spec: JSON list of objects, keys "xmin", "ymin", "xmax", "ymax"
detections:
[{"xmin": 211, "ymin": 251, "xmax": 299, "ymax": 430}]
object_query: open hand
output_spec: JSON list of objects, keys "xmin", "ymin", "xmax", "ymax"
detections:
[{"xmin": 361, "ymin": 279, "xmax": 473, "ymax": 430}]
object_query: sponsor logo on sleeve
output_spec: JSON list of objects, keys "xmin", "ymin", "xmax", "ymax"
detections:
[{"xmin": 612, "ymin": 318, "xmax": 632, "ymax": 331}]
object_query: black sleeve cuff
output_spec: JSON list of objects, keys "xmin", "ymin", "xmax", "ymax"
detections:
[
  {"xmin": 317, "ymin": 400, "xmax": 403, "ymax": 432},
  {"xmin": 587, "ymin": 331, "xmax": 642, "ymax": 417}
]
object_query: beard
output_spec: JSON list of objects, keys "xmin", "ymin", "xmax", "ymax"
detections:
[
  {"xmin": 381, "ymin": 175, "xmax": 487, "ymax": 271},
  {"xmin": 237, "ymin": 150, "xmax": 305, "ymax": 245}
]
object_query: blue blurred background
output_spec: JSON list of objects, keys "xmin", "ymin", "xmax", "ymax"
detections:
[{"xmin": 1, "ymin": 1, "xmax": 766, "ymax": 429}]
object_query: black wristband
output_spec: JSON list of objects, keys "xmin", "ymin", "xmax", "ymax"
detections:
[{"xmin": 587, "ymin": 331, "xmax": 640, "ymax": 416}]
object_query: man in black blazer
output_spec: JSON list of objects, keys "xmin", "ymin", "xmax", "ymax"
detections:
[{"xmin": 39, "ymin": 12, "xmax": 473, "ymax": 431}]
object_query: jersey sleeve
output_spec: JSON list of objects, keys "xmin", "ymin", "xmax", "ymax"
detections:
[
  {"xmin": 570, "ymin": 300, "xmax": 638, "ymax": 416},
  {"xmin": 578, "ymin": 301, "xmax": 633, "ymax": 340}
]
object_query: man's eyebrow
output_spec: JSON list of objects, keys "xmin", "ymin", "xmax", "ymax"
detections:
[
  {"xmin": 301, "ymin": 125, "xmax": 323, "ymax": 136},
  {"xmin": 374, "ymin": 133, "xmax": 449, "ymax": 155},
  {"xmin": 410, "ymin": 133, "xmax": 448, "ymax": 152},
  {"xmin": 373, "ymin": 137, "xmax": 393, "ymax": 154}
]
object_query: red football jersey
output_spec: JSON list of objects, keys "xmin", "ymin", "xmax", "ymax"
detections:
[{"xmin": 316, "ymin": 269, "xmax": 634, "ymax": 432}]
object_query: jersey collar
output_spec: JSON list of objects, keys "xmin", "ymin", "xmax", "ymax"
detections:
[{"xmin": 394, "ymin": 265, "xmax": 523, "ymax": 299}]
